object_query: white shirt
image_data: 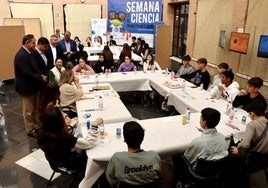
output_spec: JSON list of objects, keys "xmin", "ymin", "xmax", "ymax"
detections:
[
  {"xmin": 50, "ymin": 44, "xmax": 57, "ymax": 64},
  {"xmin": 36, "ymin": 47, "xmax": 47, "ymax": 66}
]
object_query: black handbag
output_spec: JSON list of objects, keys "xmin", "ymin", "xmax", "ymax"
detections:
[{"xmin": 244, "ymin": 121, "xmax": 268, "ymax": 173}]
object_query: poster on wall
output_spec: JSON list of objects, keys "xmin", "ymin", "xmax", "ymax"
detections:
[
  {"xmin": 219, "ymin": 30, "xmax": 226, "ymax": 48},
  {"xmin": 107, "ymin": 0, "xmax": 163, "ymax": 47},
  {"xmin": 229, "ymin": 32, "xmax": 250, "ymax": 54},
  {"xmin": 91, "ymin": 19, "xmax": 107, "ymax": 47}
]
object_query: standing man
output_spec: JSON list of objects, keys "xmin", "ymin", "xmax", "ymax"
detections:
[
  {"xmin": 46, "ymin": 34, "xmax": 63, "ymax": 65},
  {"xmin": 58, "ymin": 31, "xmax": 77, "ymax": 66},
  {"xmin": 33, "ymin": 37, "xmax": 54, "ymax": 96},
  {"xmin": 14, "ymin": 34, "xmax": 47, "ymax": 137}
]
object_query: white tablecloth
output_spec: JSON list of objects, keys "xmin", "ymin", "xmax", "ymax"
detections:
[
  {"xmin": 167, "ymin": 87, "xmax": 231, "ymax": 114},
  {"xmin": 76, "ymin": 72, "xmax": 249, "ymax": 188},
  {"xmin": 79, "ymin": 71, "xmax": 152, "ymax": 92},
  {"xmin": 86, "ymin": 48, "xmax": 143, "ymax": 62},
  {"xmin": 79, "ymin": 113, "xmax": 247, "ymax": 187},
  {"xmin": 145, "ymin": 71, "xmax": 195, "ymax": 97},
  {"xmin": 76, "ymin": 83, "xmax": 133, "ymax": 124}
]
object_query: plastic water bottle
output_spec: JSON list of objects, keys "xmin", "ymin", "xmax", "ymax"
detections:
[
  {"xmin": 182, "ymin": 80, "xmax": 186, "ymax": 92},
  {"xmin": 171, "ymin": 71, "xmax": 175, "ymax": 80},
  {"xmin": 98, "ymin": 96, "xmax": 103, "ymax": 111},
  {"xmin": 99, "ymin": 123, "xmax": 105, "ymax": 139},
  {"xmin": 186, "ymin": 107, "xmax": 191, "ymax": 123},
  {"xmin": 134, "ymin": 66, "xmax": 137, "ymax": 74},
  {"xmin": 86, "ymin": 118, "xmax": 91, "ymax": 130},
  {"xmin": 143, "ymin": 64, "xmax": 147, "ymax": 72},
  {"xmin": 105, "ymin": 69, "xmax": 108, "ymax": 78},
  {"xmin": 225, "ymin": 100, "xmax": 232, "ymax": 115},
  {"xmin": 229, "ymin": 107, "xmax": 235, "ymax": 122},
  {"xmin": 95, "ymin": 75, "xmax": 99, "ymax": 86}
]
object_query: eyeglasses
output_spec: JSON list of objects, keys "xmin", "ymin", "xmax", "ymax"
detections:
[{"xmin": 125, "ymin": 58, "xmax": 130, "ymax": 60}]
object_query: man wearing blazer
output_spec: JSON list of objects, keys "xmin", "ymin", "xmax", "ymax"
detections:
[
  {"xmin": 46, "ymin": 34, "xmax": 63, "ymax": 65},
  {"xmin": 33, "ymin": 37, "xmax": 54, "ymax": 95},
  {"xmin": 14, "ymin": 34, "xmax": 47, "ymax": 137},
  {"xmin": 58, "ymin": 31, "xmax": 77, "ymax": 66}
]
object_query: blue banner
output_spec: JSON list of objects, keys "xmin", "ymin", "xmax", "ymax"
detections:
[{"xmin": 108, "ymin": 0, "xmax": 162, "ymax": 47}]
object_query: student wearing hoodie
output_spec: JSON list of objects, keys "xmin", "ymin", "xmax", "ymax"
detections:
[{"xmin": 210, "ymin": 69, "xmax": 239, "ymax": 101}]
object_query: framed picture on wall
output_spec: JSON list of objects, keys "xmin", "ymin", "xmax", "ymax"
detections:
[
  {"xmin": 219, "ymin": 30, "xmax": 226, "ymax": 48},
  {"xmin": 257, "ymin": 35, "xmax": 268, "ymax": 58},
  {"xmin": 229, "ymin": 32, "xmax": 250, "ymax": 54}
]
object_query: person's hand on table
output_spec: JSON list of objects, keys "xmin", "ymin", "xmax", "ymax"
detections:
[{"xmin": 92, "ymin": 118, "xmax": 104, "ymax": 126}]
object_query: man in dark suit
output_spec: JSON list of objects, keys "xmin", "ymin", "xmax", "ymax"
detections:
[
  {"xmin": 46, "ymin": 34, "xmax": 63, "ymax": 65},
  {"xmin": 14, "ymin": 34, "xmax": 47, "ymax": 137},
  {"xmin": 33, "ymin": 37, "xmax": 54, "ymax": 96},
  {"xmin": 58, "ymin": 31, "xmax": 77, "ymax": 66}
]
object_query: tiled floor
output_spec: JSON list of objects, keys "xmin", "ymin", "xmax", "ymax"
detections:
[{"xmin": 0, "ymin": 80, "xmax": 176, "ymax": 188}]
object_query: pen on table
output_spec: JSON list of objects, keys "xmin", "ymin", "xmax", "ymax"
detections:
[
  {"xmin": 83, "ymin": 109, "xmax": 97, "ymax": 112},
  {"xmin": 227, "ymin": 123, "xmax": 240, "ymax": 131}
]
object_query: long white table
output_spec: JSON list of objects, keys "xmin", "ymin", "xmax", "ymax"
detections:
[
  {"xmin": 79, "ymin": 71, "xmax": 152, "ymax": 92},
  {"xmin": 76, "ymin": 72, "xmax": 249, "ymax": 188},
  {"xmin": 79, "ymin": 112, "xmax": 248, "ymax": 187},
  {"xmin": 167, "ymin": 87, "xmax": 231, "ymax": 114},
  {"xmin": 85, "ymin": 46, "xmax": 143, "ymax": 62},
  {"xmin": 76, "ymin": 83, "xmax": 133, "ymax": 124}
]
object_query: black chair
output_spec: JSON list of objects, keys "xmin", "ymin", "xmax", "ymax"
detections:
[
  {"xmin": 45, "ymin": 154, "xmax": 78, "ymax": 187},
  {"xmin": 182, "ymin": 156, "xmax": 228, "ymax": 188}
]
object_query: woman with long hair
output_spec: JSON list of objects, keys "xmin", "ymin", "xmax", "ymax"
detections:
[
  {"xmin": 102, "ymin": 45, "xmax": 114, "ymax": 71},
  {"xmin": 38, "ymin": 106, "xmax": 102, "ymax": 172},
  {"xmin": 40, "ymin": 82, "xmax": 71, "ymax": 127},
  {"xmin": 119, "ymin": 43, "xmax": 132, "ymax": 63},
  {"xmin": 59, "ymin": 69, "xmax": 83, "ymax": 118},
  {"xmin": 143, "ymin": 54, "xmax": 161, "ymax": 71}
]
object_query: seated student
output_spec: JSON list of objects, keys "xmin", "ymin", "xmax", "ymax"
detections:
[
  {"xmin": 119, "ymin": 43, "xmax": 132, "ymax": 64},
  {"xmin": 117, "ymin": 55, "xmax": 135, "ymax": 72},
  {"xmin": 106, "ymin": 121, "xmax": 161, "ymax": 187},
  {"xmin": 93, "ymin": 53, "xmax": 110, "ymax": 73},
  {"xmin": 65, "ymin": 61, "xmax": 74, "ymax": 70},
  {"xmin": 130, "ymin": 36, "xmax": 137, "ymax": 50},
  {"xmin": 180, "ymin": 58, "xmax": 210, "ymax": 90},
  {"xmin": 140, "ymin": 43, "xmax": 151, "ymax": 62},
  {"xmin": 40, "ymin": 82, "xmax": 71, "ymax": 126},
  {"xmin": 75, "ymin": 44, "xmax": 88, "ymax": 64},
  {"xmin": 49, "ymin": 58, "xmax": 65, "ymax": 83},
  {"xmin": 207, "ymin": 62, "xmax": 229, "ymax": 91},
  {"xmin": 175, "ymin": 55, "xmax": 195, "ymax": 77},
  {"xmin": 72, "ymin": 57, "xmax": 95, "ymax": 75},
  {"xmin": 143, "ymin": 53, "xmax": 161, "ymax": 71},
  {"xmin": 210, "ymin": 69, "xmax": 239, "ymax": 101},
  {"xmin": 102, "ymin": 46, "xmax": 114, "ymax": 71},
  {"xmin": 232, "ymin": 77, "xmax": 267, "ymax": 112},
  {"xmin": 172, "ymin": 108, "xmax": 228, "ymax": 187},
  {"xmin": 38, "ymin": 106, "xmax": 102, "ymax": 173},
  {"xmin": 229, "ymin": 100, "xmax": 268, "ymax": 188},
  {"xmin": 59, "ymin": 69, "xmax": 83, "ymax": 118},
  {"xmin": 230, "ymin": 100, "xmax": 268, "ymax": 156}
]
